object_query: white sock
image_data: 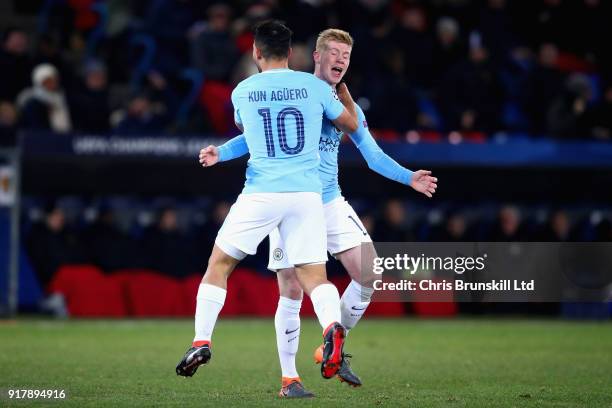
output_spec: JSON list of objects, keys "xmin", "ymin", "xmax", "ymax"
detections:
[
  {"xmin": 340, "ymin": 280, "xmax": 374, "ymax": 332},
  {"xmin": 193, "ymin": 283, "xmax": 226, "ymax": 345},
  {"xmin": 274, "ymin": 297, "xmax": 302, "ymax": 378},
  {"xmin": 310, "ymin": 283, "xmax": 341, "ymax": 330}
]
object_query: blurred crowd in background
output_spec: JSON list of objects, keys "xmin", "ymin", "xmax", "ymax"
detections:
[
  {"xmin": 1, "ymin": 0, "xmax": 612, "ymax": 301},
  {"xmin": 1, "ymin": 0, "xmax": 612, "ymax": 142},
  {"xmin": 25, "ymin": 197, "xmax": 612, "ymax": 285}
]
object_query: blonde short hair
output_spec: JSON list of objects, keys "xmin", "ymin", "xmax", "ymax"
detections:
[{"xmin": 315, "ymin": 29, "xmax": 353, "ymax": 52}]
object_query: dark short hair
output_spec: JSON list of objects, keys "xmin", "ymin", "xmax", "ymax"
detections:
[{"xmin": 254, "ymin": 20, "xmax": 292, "ymax": 60}]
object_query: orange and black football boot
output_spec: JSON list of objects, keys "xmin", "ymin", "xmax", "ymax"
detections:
[
  {"xmin": 320, "ymin": 322, "xmax": 346, "ymax": 379},
  {"xmin": 278, "ymin": 377, "xmax": 315, "ymax": 398},
  {"xmin": 176, "ymin": 341, "xmax": 211, "ymax": 377},
  {"xmin": 314, "ymin": 344, "xmax": 362, "ymax": 387}
]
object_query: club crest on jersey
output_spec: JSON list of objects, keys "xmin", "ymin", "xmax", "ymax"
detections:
[{"xmin": 273, "ymin": 248, "xmax": 284, "ymax": 261}]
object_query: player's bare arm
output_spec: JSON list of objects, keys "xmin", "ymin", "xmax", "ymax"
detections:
[{"xmin": 333, "ymin": 82, "xmax": 358, "ymax": 133}]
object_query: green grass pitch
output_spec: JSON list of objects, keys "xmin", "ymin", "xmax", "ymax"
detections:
[{"xmin": 1, "ymin": 318, "xmax": 611, "ymax": 407}]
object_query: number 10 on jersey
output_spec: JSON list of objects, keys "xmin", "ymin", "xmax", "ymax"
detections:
[{"xmin": 257, "ymin": 107, "xmax": 305, "ymax": 157}]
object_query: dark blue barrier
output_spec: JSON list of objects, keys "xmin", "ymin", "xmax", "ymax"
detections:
[
  {"xmin": 340, "ymin": 136, "xmax": 612, "ymax": 168},
  {"xmin": 0, "ymin": 207, "xmax": 43, "ymax": 310},
  {"xmin": 17, "ymin": 132, "xmax": 612, "ymax": 201},
  {"xmin": 20, "ymin": 132, "xmax": 612, "ymax": 168}
]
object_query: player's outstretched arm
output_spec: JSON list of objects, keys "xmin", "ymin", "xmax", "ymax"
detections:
[
  {"xmin": 198, "ymin": 134, "xmax": 248, "ymax": 168},
  {"xmin": 332, "ymin": 83, "xmax": 358, "ymax": 133},
  {"xmin": 350, "ymin": 112, "xmax": 437, "ymax": 197}
]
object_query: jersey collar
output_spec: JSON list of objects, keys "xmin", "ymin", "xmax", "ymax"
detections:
[{"xmin": 260, "ymin": 68, "xmax": 293, "ymax": 74}]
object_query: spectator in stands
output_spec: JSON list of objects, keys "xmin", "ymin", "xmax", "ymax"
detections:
[
  {"xmin": 69, "ymin": 60, "xmax": 110, "ymax": 133},
  {"xmin": 547, "ymin": 73, "xmax": 592, "ymax": 138},
  {"xmin": 284, "ymin": 0, "xmax": 332, "ymax": 43},
  {"xmin": 360, "ymin": 211, "xmax": 376, "ymax": 236},
  {"xmin": 82, "ymin": 207, "xmax": 137, "ymax": 272},
  {"xmin": 32, "ymin": 34, "xmax": 74, "ymax": 86},
  {"xmin": 518, "ymin": 0, "xmax": 569, "ymax": 50},
  {"xmin": 288, "ymin": 44, "xmax": 314, "ymax": 72},
  {"xmin": 583, "ymin": 82, "xmax": 612, "ymax": 140},
  {"xmin": 142, "ymin": 207, "xmax": 196, "ymax": 278},
  {"xmin": 437, "ymin": 35, "xmax": 504, "ymax": 132},
  {"xmin": 0, "ymin": 101, "xmax": 17, "ymax": 146},
  {"xmin": 488, "ymin": 205, "xmax": 526, "ymax": 241},
  {"xmin": 350, "ymin": 9, "xmax": 396, "ymax": 81},
  {"xmin": 395, "ymin": 6, "xmax": 434, "ymax": 87},
  {"xmin": 0, "ymin": 27, "xmax": 32, "ymax": 102},
  {"xmin": 431, "ymin": 17, "xmax": 465, "ymax": 84},
  {"xmin": 432, "ymin": 210, "xmax": 470, "ymax": 241},
  {"xmin": 112, "ymin": 91, "xmax": 169, "ymax": 135},
  {"xmin": 195, "ymin": 200, "xmax": 231, "ymax": 267},
  {"xmin": 16, "ymin": 64, "xmax": 72, "ymax": 133},
  {"xmin": 25, "ymin": 203, "xmax": 85, "ymax": 289},
  {"xmin": 539, "ymin": 209, "xmax": 572, "ymax": 241},
  {"xmin": 578, "ymin": 0, "xmax": 612, "ymax": 75},
  {"xmin": 523, "ymin": 43, "xmax": 564, "ymax": 134},
  {"xmin": 2, "ymin": 2, "xmax": 611, "ymax": 140},
  {"xmin": 66, "ymin": 0, "xmax": 100, "ymax": 35},
  {"xmin": 372, "ymin": 199, "xmax": 413, "ymax": 241},
  {"xmin": 364, "ymin": 47, "xmax": 419, "ymax": 132},
  {"xmin": 478, "ymin": 0, "xmax": 517, "ymax": 65},
  {"xmin": 190, "ymin": 3, "xmax": 238, "ymax": 82},
  {"xmin": 144, "ymin": 0, "xmax": 200, "ymax": 74}
]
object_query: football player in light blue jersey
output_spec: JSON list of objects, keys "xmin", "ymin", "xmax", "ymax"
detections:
[
  {"xmin": 231, "ymin": 59, "xmax": 351, "ymax": 194},
  {"xmin": 177, "ymin": 21, "xmax": 360, "ymax": 396},
  {"xmin": 198, "ymin": 28, "xmax": 437, "ymax": 395}
]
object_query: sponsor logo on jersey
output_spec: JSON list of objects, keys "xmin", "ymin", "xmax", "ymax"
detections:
[{"xmin": 319, "ymin": 136, "xmax": 340, "ymax": 153}]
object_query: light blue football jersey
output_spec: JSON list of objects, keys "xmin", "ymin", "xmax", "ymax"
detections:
[
  {"xmin": 319, "ymin": 104, "xmax": 413, "ymax": 203},
  {"xmin": 231, "ymin": 69, "xmax": 344, "ymax": 194},
  {"xmin": 318, "ymin": 104, "xmax": 365, "ymax": 203}
]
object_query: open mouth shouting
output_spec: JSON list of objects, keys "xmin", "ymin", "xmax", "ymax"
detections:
[{"xmin": 331, "ymin": 66, "xmax": 344, "ymax": 79}]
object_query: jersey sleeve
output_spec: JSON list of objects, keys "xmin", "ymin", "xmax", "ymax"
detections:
[
  {"xmin": 348, "ymin": 105, "xmax": 414, "ymax": 185},
  {"xmin": 316, "ymin": 78, "xmax": 344, "ymax": 121},
  {"xmin": 231, "ymin": 87, "xmax": 242, "ymax": 126},
  {"xmin": 218, "ymin": 134, "xmax": 249, "ymax": 162}
]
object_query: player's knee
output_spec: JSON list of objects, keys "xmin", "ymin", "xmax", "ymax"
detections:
[
  {"xmin": 205, "ymin": 246, "xmax": 238, "ymax": 279},
  {"xmin": 337, "ymin": 244, "xmax": 378, "ymax": 288},
  {"xmin": 282, "ymin": 282, "xmax": 303, "ymax": 300},
  {"xmin": 277, "ymin": 269, "xmax": 303, "ymax": 300}
]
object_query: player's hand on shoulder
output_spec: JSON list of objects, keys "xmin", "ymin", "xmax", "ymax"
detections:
[
  {"xmin": 410, "ymin": 170, "xmax": 438, "ymax": 198},
  {"xmin": 199, "ymin": 145, "xmax": 220, "ymax": 168},
  {"xmin": 336, "ymin": 82, "xmax": 351, "ymax": 100}
]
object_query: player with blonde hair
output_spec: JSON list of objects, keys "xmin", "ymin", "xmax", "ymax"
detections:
[{"xmin": 199, "ymin": 28, "xmax": 437, "ymax": 398}]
